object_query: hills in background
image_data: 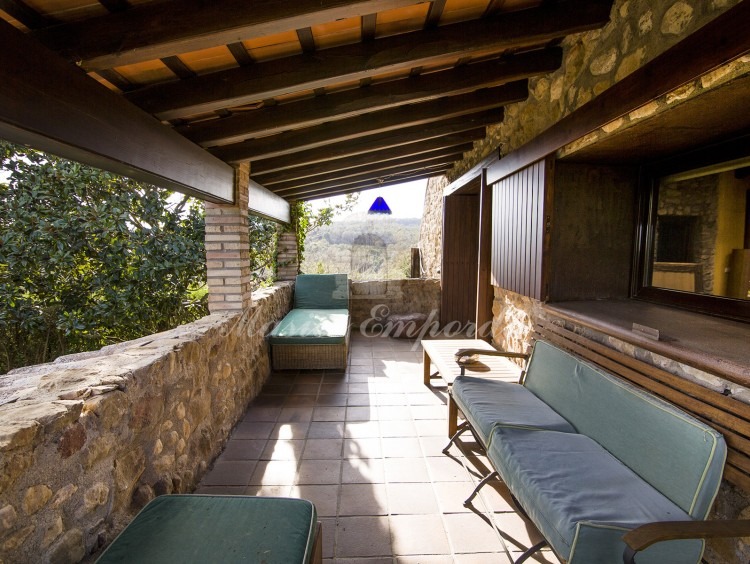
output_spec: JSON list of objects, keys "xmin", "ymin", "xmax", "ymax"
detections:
[{"xmin": 301, "ymin": 214, "xmax": 421, "ymax": 280}]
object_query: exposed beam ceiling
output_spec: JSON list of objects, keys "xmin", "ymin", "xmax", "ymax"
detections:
[{"xmin": 4, "ymin": 0, "xmax": 617, "ymax": 201}]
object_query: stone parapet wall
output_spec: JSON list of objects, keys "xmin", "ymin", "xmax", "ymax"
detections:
[
  {"xmin": 350, "ymin": 279, "xmax": 441, "ymax": 330},
  {"xmin": 0, "ymin": 283, "xmax": 293, "ymax": 563}
]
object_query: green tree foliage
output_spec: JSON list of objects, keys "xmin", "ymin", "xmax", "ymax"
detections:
[
  {"xmin": 248, "ymin": 214, "xmax": 279, "ymax": 288},
  {"xmin": 0, "ymin": 142, "xmax": 208, "ymax": 373}
]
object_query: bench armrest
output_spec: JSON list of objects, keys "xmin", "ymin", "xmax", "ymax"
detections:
[
  {"xmin": 623, "ymin": 519, "xmax": 750, "ymax": 563},
  {"xmin": 454, "ymin": 348, "xmax": 529, "ymax": 362}
]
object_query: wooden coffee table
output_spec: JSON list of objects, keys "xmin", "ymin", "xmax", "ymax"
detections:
[{"xmin": 421, "ymin": 338, "xmax": 521, "ymax": 387}]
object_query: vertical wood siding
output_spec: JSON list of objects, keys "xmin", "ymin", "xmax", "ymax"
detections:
[
  {"xmin": 441, "ymin": 194, "xmax": 479, "ymax": 326},
  {"xmin": 491, "ymin": 160, "xmax": 546, "ymax": 300}
]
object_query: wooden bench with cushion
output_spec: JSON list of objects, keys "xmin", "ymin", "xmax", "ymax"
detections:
[
  {"xmin": 96, "ymin": 495, "xmax": 322, "ymax": 563},
  {"xmin": 446, "ymin": 325, "xmax": 750, "ymax": 563},
  {"xmin": 268, "ymin": 274, "xmax": 350, "ymax": 370}
]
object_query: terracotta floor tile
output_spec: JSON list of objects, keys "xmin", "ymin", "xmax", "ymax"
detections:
[
  {"xmin": 291, "ymin": 484, "xmax": 340, "ymax": 517},
  {"xmin": 386, "ymin": 482, "xmax": 439, "ymax": 515},
  {"xmin": 443, "ymin": 512, "xmax": 507, "ymax": 554},
  {"xmin": 418, "ymin": 436, "xmax": 451, "ymax": 457},
  {"xmin": 380, "ymin": 420, "xmax": 418, "ymax": 438},
  {"xmin": 219, "ymin": 439, "xmax": 265, "ymax": 461},
  {"xmin": 320, "ymin": 382, "xmax": 349, "ymax": 394},
  {"xmin": 493, "ymin": 510, "xmax": 546, "ymax": 554},
  {"xmin": 271, "ymin": 421, "xmax": 310, "ymax": 440},
  {"xmin": 248, "ymin": 460, "xmax": 298, "ymax": 486},
  {"xmin": 410, "ymin": 405, "xmax": 447, "ymax": 420},
  {"xmin": 231, "ymin": 421, "xmax": 275, "ymax": 440},
  {"xmin": 296, "ymin": 373, "xmax": 325, "ymax": 384},
  {"xmin": 193, "ymin": 485, "xmax": 246, "ymax": 495},
  {"xmin": 346, "ymin": 393, "xmax": 374, "ymax": 406},
  {"xmin": 308, "ymin": 421, "xmax": 345, "ymax": 439},
  {"xmin": 242, "ymin": 406, "xmax": 281, "ymax": 422},
  {"xmin": 425, "ymin": 456, "xmax": 475, "ymax": 482},
  {"xmin": 335, "ymin": 516, "xmax": 391, "ymax": 558},
  {"xmin": 341, "ymin": 458, "xmax": 385, "ymax": 484},
  {"xmin": 381, "ymin": 437, "xmax": 422, "ymax": 458},
  {"xmin": 432, "ymin": 480, "xmax": 477, "ymax": 514},
  {"xmin": 389, "ymin": 514, "xmax": 450, "ymax": 555},
  {"xmin": 243, "ymin": 484, "xmax": 291, "ymax": 497},
  {"xmin": 345, "ymin": 421, "xmax": 380, "ymax": 438},
  {"xmin": 343, "ymin": 437, "xmax": 382, "ymax": 459},
  {"xmin": 376, "ymin": 406, "xmax": 412, "ymax": 420},
  {"xmin": 396, "ymin": 556, "xmax": 453, "ymax": 564},
  {"xmin": 251, "ymin": 395, "xmax": 286, "ymax": 407},
  {"xmin": 414, "ymin": 419, "xmax": 447, "ymax": 437},
  {"xmin": 201, "ymin": 460, "xmax": 255, "ymax": 486},
  {"xmin": 297, "ymin": 459, "xmax": 342, "ymax": 485},
  {"xmin": 303, "ymin": 438, "xmax": 344, "ymax": 459},
  {"xmin": 285, "ymin": 395, "xmax": 317, "ymax": 407},
  {"xmin": 346, "ymin": 406, "xmax": 377, "ymax": 421},
  {"xmin": 291, "ymin": 383, "xmax": 321, "ymax": 395},
  {"xmin": 313, "ymin": 407, "xmax": 347, "ymax": 421},
  {"xmin": 319, "ymin": 518, "xmax": 336, "ymax": 559},
  {"xmin": 339, "ymin": 483, "xmax": 388, "ymax": 516},
  {"xmin": 349, "ymin": 365, "xmax": 375, "ymax": 374},
  {"xmin": 454, "ymin": 554, "xmax": 513, "ymax": 564},
  {"xmin": 261, "ymin": 439, "xmax": 304, "ymax": 461},
  {"xmin": 347, "ymin": 383, "xmax": 373, "ymax": 393},
  {"xmin": 317, "ymin": 394, "xmax": 349, "ymax": 406},
  {"xmin": 346, "ymin": 373, "xmax": 374, "ymax": 382},
  {"xmin": 278, "ymin": 406, "xmax": 314, "ymax": 422},
  {"xmin": 383, "ymin": 458, "xmax": 430, "ymax": 483}
]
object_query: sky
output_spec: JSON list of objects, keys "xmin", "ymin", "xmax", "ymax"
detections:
[{"xmin": 307, "ymin": 178, "xmax": 427, "ymax": 219}]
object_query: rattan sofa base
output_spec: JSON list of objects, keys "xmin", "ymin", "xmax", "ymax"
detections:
[{"xmin": 272, "ymin": 326, "xmax": 350, "ymax": 370}]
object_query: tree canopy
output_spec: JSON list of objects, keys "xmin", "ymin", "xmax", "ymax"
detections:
[{"xmin": 0, "ymin": 142, "xmax": 208, "ymax": 373}]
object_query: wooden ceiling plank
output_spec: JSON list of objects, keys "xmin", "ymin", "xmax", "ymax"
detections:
[
  {"xmin": 0, "ymin": 0, "xmax": 56, "ymax": 29},
  {"xmin": 275, "ymin": 161, "xmax": 452, "ymax": 196},
  {"xmin": 34, "ymin": 0, "xmax": 423, "ymax": 71},
  {"xmin": 161, "ymin": 55, "xmax": 198, "ymax": 79},
  {"xmin": 0, "ymin": 19, "xmax": 234, "ymax": 203},
  {"xmin": 483, "ymin": 0, "xmax": 509, "ymax": 18},
  {"xmin": 268, "ymin": 151, "xmax": 465, "ymax": 191},
  {"xmin": 250, "ymin": 124, "xmax": 491, "ymax": 175},
  {"xmin": 182, "ymin": 48, "xmax": 561, "ymax": 146},
  {"xmin": 256, "ymin": 143, "xmax": 474, "ymax": 185},
  {"xmin": 281, "ymin": 171, "xmax": 445, "ymax": 201},
  {"xmin": 209, "ymin": 84, "xmax": 522, "ymax": 162},
  {"xmin": 95, "ymin": 68, "xmax": 135, "ymax": 91},
  {"xmin": 99, "ymin": 0, "xmax": 131, "ymax": 13},
  {"xmin": 124, "ymin": 0, "xmax": 612, "ymax": 120}
]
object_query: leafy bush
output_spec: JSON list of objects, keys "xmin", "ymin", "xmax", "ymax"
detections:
[{"xmin": 0, "ymin": 142, "xmax": 208, "ymax": 373}]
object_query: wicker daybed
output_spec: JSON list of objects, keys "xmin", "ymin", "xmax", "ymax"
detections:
[{"xmin": 269, "ymin": 274, "xmax": 350, "ymax": 370}]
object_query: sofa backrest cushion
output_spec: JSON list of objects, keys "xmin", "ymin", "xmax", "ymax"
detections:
[
  {"xmin": 294, "ymin": 274, "xmax": 349, "ymax": 309},
  {"xmin": 524, "ymin": 340, "xmax": 726, "ymax": 518}
]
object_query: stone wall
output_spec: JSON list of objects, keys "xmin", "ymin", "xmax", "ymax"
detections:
[
  {"xmin": 417, "ymin": 176, "xmax": 448, "ymax": 279},
  {"xmin": 0, "ymin": 283, "xmax": 293, "ymax": 563},
  {"xmin": 350, "ymin": 279, "xmax": 441, "ymax": 331}
]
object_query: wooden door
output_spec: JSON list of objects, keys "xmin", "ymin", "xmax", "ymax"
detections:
[{"xmin": 441, "ymin": 194, "xmax": 479, "ymax": 329}]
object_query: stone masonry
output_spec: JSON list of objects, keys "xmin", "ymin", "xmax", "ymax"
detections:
[{"xmin": 0, "ymin": 283, "xmax": 292, "ymax": 563}]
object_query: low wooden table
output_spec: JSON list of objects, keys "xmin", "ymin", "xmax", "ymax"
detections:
[{"xmin": 421, "ymin": 338, "xmax": 521, "ymax": 386}]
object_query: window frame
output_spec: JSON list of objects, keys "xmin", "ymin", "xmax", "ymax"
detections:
[{"xmin": 632, "ymin": 142, "xmax": 750, "ymax": 323}]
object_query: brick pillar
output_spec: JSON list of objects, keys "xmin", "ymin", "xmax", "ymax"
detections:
[
  {"xmin": 276, "ymin": 231, "xmax": 299, "ymax": 281},
  {"xmin": 205, "ymin": 163, "xmax": 253, "ymax": 313}
]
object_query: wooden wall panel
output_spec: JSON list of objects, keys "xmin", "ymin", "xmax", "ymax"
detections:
[
  {"xmin": 491, "ymin": 160, "xmax": 546, "ymax": 299},
  {"xmin": 441, "ymin": 195, "xmax": 480, "ymax": 327}
]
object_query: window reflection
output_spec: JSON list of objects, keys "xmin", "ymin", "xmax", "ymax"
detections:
[{"xmin": 652, "ymin": 166, "xmax": 750, "ymax": 299}]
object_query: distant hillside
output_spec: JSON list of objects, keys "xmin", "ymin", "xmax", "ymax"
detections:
[{"xmin": 301, "ymin": 215, "xmax": 421, "ymax": 280}]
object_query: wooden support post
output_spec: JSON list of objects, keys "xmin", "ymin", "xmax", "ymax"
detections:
[{"xmin": 476, "ymin": 169, "xmax": 494, "ymax": 340}]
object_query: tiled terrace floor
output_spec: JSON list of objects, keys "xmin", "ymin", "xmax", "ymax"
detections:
[{"xmin": 197, "ymin": 333, "xmax": 560, "ymax": 564}]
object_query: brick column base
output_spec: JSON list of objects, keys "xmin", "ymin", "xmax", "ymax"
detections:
[{"xmin": 205, "ymin": 163, "xmax": 253, "ymax": 313}]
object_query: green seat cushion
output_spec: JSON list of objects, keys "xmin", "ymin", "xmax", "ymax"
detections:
[
  {"xmin": 452, "ymin": 376, "xmax": 575, "ymax": 447},
  {"xmin": 294, "ymin": 274, "xmax": 349, "ymax": 309},
  {"xmin": 524, "ymin": 341, "xmax": 726, "ymax": 518},
  {"xmin": 487, "ymin": 428, "xmax": 702, "ymax": 564},
  {"xmin": 96, "ymin": 495, "xmax": 318, "ymax": 564},
  {"xmin": 268, "ymin": 309, "xmax": 349, "ymax": 345}
]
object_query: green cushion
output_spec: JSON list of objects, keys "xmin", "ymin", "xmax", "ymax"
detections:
[
  {"xmin": 488, "ymin": 428, "xmax": 703, "ymax": 564},
  {"xmin": 268, "ymin": 309, "xmax": 349, "ymax": 345},
  {"xmin": 294, "ymin": 274, "xmax": 349, "ymax": 309},
  {"xmin": 523, "ymin": 341, "xmax": 726, "ymax": 518},
  {"xmin": 452, "ymin": 376, "xmax": 575, "ymax": 447},
  {"xmin": 96, "ymin": 495, "xmax": 318, "ymax": 564}
]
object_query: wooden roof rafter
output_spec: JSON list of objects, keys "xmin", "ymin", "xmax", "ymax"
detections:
[{"xmin": 1, "ymin": 0, "xmax": 617, "ymax": 203}]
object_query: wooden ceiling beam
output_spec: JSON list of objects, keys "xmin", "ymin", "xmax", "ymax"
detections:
[
  {"xmin": 0, "ymin": 0, "xmax": 56, "ymax": 29},
  {"xmin": 274, "ymin": 161, "xmax": 452, "ymax": 197},
  {"xmin": 33, "ymin": 0, "xmax": 420, "ymax": 71},
  {"xmin": 0, "ymin": 19, "xmax": 234, "ymax": 203},
  {"xmin": 181, "ymin": 48, "xmax": 561, "ymax": 147},
  {"xmin": 125, "ymin": 0, "xmax": 612, "ymax": 120},
  {"xmin": 210, "ymin": 84, "xmax": 521, "ymax": 162},
  {"xmin": 285, "ymin": 171, "xmax": 444, "ymax": 201},
  {"xmin": 256, "ymin": 143, "xmax": 473, "ymax": 186},
  {"xmin": 250, "ymin": 124, "xmax": 490, "ymax": 176},
  {"xmin": 270, "ymin": 152, "xmax": 464, "ymax": 193}
]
